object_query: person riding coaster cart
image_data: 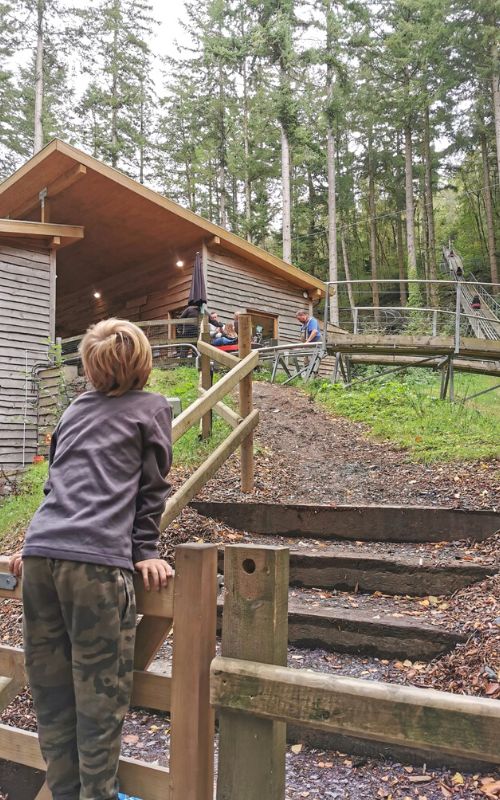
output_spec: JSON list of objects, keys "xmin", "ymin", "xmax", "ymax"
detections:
[{"xmin": 471, "ymin": 294, "xmax": 481, "ymax": 310}]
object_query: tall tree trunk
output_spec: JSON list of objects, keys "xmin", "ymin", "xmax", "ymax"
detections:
[
  {"xmin": 110, "ymin": 10, "xmax": 119, "ymax": 167},
  {"xmin": 325, "ymin": 0, "xmax": 339, "ymax": 324},
  {"xmin": 281, "ymin": 123, "xmax": 292, "ymax": 263},
  {"xmin": 480, "ymin": 130, "xmax": 499, "ymax": 285},
  {"xmin": 404, "ymin": 121, "xmax": 420, "ymax": 303},
  {"xmin": 33, "ymin": 0, "xmax": 44, "ymax": 154},
  {"xmin": 341, "ymin": 227, "xmax": 355, "ymax": 321},
  {"xmin": 327, "ymin": 125, "xmax": 339, "ymax": 323},
  {"xmin": 368, "ymin": 140, "xmax": 380, "ymax": 324},
  {"xmin": 423, "ymin": 104, "xmax": 438, "ymax": 306},
  {"xmin": 396, "ymin": 210, "xmax": 407, "ymax": 306},
  {"xmin": 242, "ymin": 53, "xmax": 252, "ymax": 242},
  {"xmin": 218, "ymin": 63, "xmax": 227, "ymax": 228},
  {"xmin": 491, "ymin": 42, "xmax": 500, "ymax": 181},
  {"xmin": 139, "ymin": 85, "xmax": 144, "ymax": 184}
]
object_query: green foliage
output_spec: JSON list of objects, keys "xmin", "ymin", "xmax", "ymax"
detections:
[{"xmin": 304, "ymin": 370, "xmax": 500, "ymax": 463}]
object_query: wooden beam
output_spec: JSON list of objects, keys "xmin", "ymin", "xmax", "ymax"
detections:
[
  {"xmin": 197, "ymin": 339, "xmax": 240, "ymax": 369},
  {"xmin": 238, "ymin": 314, "xmax": 254, "ymax": 493},
  {"xmin": 216, "ymin": 547, "xmax": 289, "ymax": 800},
  {"xmin": 0, "ymin": 645, "xmax": 24, "ymax": 678},
  {"xmin": 35, "ymin": 783, "xmax": 51, "ymax": 800},
  {"xmin": 7, "ymin": 164, "xmax": 87, "ymax": 220},
  {"xmin": 199, "ymin": 315, "xmax": 213, "ymax": 440},
  {"xmin": 211, "ymin": 657, "xmax": 500, "ymax": 765},
  {"xmin": 133, "ymin": 573, "xmax": 174, "ymax": 617},
  {"xmin": 131, "ymin": 670, "xmax": 171, "ymax": 713},
  {"xmin": 0, "ymin": 725, "xmax": 171, "ymax": 800},
  {"xmin": 0, "ymin": 219, "xmax": 84, "ymax": 244},
  {"xmin": 161, "ymin": 409, "xmax": 259, "ymax": 531},
  {"xmin": 199, "ymin": 388, "xmax": 242, "ymax": 428},
  {"xmin": 170, "ymin": 544, "xmax": 218, "ymax": 800},
  {"xmin": 134, "ymin": 617, "xmax": 173, "ymax": 671},
  {"xmin": 172, "ymin": 350, "xmax": 258, "ymax": 444}
]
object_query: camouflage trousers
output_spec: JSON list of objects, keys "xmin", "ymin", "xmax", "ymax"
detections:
[{"xmin": 22, "ymin": 558, "xmax": 136, "ymax": 800}]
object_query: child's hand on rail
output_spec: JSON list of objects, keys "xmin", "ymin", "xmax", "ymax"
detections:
[
  {"xmin": 9, "ymin": 553, "xmax": 23, "ymax": 577},
  {"xmin": 134, "ymin": 558, "xmax": 172, "ymax": 591}
]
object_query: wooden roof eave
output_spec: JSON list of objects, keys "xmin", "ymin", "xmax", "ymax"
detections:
[
  {"xmin": 0, "ymin": 139, "xmax": 324, "ymax": 295},
  {"xmin": 0, "ymin": 219, "xmax": 85, "ymax": 248}
]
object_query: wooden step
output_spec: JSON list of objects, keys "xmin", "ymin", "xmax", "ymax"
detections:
[
  {"xmin": 217, "ymin": 546, "xmax": 496, "ymax": 596},
  {"xmin": 216, "ymin": 599, "xmax": 463, "ymax": 661},
  {"xmin": 192, "ymin": 501, "xmax": 499, "ymax": 543},
  {"xmin": 288, "ymin": 549, "xmax": 496, "ymax": 596}
]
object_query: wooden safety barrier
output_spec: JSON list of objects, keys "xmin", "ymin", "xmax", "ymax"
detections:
[
  {"xmin": 160, "ymin": 313, "xmax": 259, "ymax": 530},
  {"xmin": 0, "ymin": 544, "xmax": 218, "ymax": 800},
  {"xmin": 211, "ymin": 545, "xmax": 500, "ymax": 800}
]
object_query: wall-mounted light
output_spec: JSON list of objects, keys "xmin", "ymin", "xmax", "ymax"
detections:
[
  {"xmin": 302, "ymin": 291, "xmax": 309, "ymax": 299},
  {"xmin": 176, "ymin": 259, "xmax": 185, "ymax": 268},
  {"xmin": 93, "ymin": 291, "xmax": 101, "ymax": 299}
]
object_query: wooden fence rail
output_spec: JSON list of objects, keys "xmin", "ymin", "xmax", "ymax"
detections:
[
  {"xmin": 212, "ymin": 544, "xmax": 500, "ymax": 800},
  {"xmin": 0, "ymin": 545, "xmax": 218, "ymax": 800}
]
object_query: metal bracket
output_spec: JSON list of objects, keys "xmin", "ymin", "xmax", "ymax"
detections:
[{"xmin": 0, "ymin": 573, "xmax": 17, "ymax": 591}]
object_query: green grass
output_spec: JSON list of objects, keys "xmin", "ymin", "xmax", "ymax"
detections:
[
  {"xmin": 303, "ymin": 369, "xmax": 500, "ymax": 463},
  {"xmin": 0, "ymin": 462, "xmax": 48, "ymax": 538},
  {"xmin": 146, "ymin": 366, "xmax": 232, "ymax": 468}
]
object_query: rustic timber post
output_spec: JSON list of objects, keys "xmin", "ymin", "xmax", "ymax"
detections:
[
  {"xmin": 199, "ymin": 313, "xmax": 213, "ymax": 439},
  {"xmin": 238, "ymin": 313, "xmax": 254, "ymax": 491},
  {"xmin": 216, "ymin": 545, "xmax": 289, "ymax": 800},
  {"xmin": 170, "ymin": 543, "xmax": 218, "ymax": 800}
]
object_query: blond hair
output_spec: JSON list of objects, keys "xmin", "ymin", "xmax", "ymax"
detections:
[{"xmin": 80, "ymin": 318, "xmax": 152, "ymax": 397}]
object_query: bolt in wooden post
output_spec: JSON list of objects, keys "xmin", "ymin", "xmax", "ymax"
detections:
[
  {"xmin": 237, "ymin": 313, "xmax": 254, "ymax": 492},
  {"xmin": 170, "ymin": 544, "xmax": 218, "ymax": 800},
  {"xmin": 216, "ymin": 545, "xmax": 289, "ymax": 800},
  {"xmin": 199, "ymin": 314, "xmax": 213, "ymax": 440}
]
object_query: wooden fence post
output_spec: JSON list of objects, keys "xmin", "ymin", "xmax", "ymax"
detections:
[
  {"xmin": 199, "ymin": 314, "xmax": 213, "ymax": 439},
  {"xmin": 237, "ymin": 313, "xmax": 254, "ymax": 492},
  {"xmin": 170, "ymin": 543, "xmax": 218, "ymax": 800},
  {"xmin": 216, "ymin": 545, "xmax": 289, "ymax": 800}
]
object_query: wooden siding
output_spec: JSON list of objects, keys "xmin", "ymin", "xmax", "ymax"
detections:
[
  {"xmin": 0, "ymin": 243, "xmax": 51, "ymax": 468},
  {"xmin": 206, "ymin": 249, "xmax": 306, "ymax": 342},
  {"xmin": 56, "ymin": 253, "xmax": 194, "ymax": 338}
]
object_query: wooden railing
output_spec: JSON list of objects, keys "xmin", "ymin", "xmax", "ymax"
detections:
[
  {"xmin": 210, "ymin": 545, "xmax": 500, "ymax": 800},
  {"xmin": 160, "ymin": 313, "xmax": 259, "ymax": 529},
  {"xmin": 0, "ymin": 544, "xmax": 218, "ymax": 800}
]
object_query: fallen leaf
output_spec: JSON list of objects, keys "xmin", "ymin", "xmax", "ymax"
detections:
[
  {"xmin": 452, "ymin": 772, "xmax": 464, "ymax": 785},
  {"xmin": 291, "ymin": 744, "xmax": 303, "ymax": 754},
  {"xmin": 123, "ymin": 734, "xmax": 139, "ymax": 745}
]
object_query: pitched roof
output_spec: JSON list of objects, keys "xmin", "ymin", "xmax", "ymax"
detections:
[{"xmin": 0, "ymin": 139, "xmax": 325, "ymax": 295}]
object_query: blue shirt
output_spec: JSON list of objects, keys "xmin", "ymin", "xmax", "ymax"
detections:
[{"xmin": 301, "ymin": 316, "xmax": 321, "ymax": 342}]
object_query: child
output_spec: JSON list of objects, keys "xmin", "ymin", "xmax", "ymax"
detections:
[{"xmin": 9, "ymin": 318, "xmax": 173, "ymax": 800}]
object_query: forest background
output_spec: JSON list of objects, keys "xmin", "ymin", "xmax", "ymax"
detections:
[{"xmin": 0, "ymin": 0, "xmax": 498, "ymax": 324}]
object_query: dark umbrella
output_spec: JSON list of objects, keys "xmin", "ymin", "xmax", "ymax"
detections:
[{"xmin": 188, "ymin": 251, "xmax": 207, "ymax": 308}]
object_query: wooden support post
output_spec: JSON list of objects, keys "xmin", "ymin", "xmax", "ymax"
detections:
[
  {"xmin": 170, "ymin": 544, "xmax": 218, "ymax": 800},
  {"xmin": 216, "ymin": 545, "xmax": 289, "ymax": 800},
  {"xmin": 199, "ymin": 314, "xmax": 213, "ymax": 440},
  {"xmin": 238, "ymin": 314, "xmax": 254, "ymax": 492}
]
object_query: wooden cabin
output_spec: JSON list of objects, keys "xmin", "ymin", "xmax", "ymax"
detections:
[{"xmin": 0, "ymin": 139, "xmax": 324, "ymax": 470}]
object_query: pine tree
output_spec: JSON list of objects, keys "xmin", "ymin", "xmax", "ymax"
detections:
[{"xmin": 77, "ymin": 0, "xmax": 158, "ymax": 177}]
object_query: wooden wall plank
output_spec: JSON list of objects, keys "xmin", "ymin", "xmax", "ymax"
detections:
[{"xmin": 206, "ymin": 248, "xmax": 306, "ymax": 343}]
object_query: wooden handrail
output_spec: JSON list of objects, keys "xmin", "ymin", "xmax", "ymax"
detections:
[
  {"xmin": 162, "ymin": 409, "xmax": 259, "ymax": 530},
  {"xmin": 172, "ymin": 350, "xmax": 258, "ymax": 444},
  {"xmin": 197, "ymin": 339, "xmax": 240, "ymax": 368}
]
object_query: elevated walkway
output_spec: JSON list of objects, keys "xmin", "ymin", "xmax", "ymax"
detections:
[{"xmin": 442, "ymin": 247, "xmax": 500, "ymax": 340}]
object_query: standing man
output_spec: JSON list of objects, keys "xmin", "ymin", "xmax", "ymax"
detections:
[{"xmin": 296, "ymin": 309, "xmax": 321, "ymax": 344}]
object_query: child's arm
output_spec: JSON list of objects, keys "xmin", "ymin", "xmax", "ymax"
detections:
[{"xmin": 133, "ymin": 403, "xmax": 173, "ymax": 590}]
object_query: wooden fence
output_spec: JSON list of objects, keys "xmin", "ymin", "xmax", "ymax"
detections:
[
  {"xmin": 211, "ymin": 545, "xmax": 500, "ymax": 800},
  {"xmin": 0, "ymin": 543, "xmax": 218, "ymax": 800}
]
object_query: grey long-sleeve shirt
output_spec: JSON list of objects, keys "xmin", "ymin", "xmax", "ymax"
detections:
[{"xmin": 23, "ymin": 390, "xmax": 172, "ymax": 571}]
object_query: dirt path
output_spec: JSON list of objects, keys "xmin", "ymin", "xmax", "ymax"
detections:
[{"xmin": 197, "ymin": 381, "xmax": 499, "ymax": 508}]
